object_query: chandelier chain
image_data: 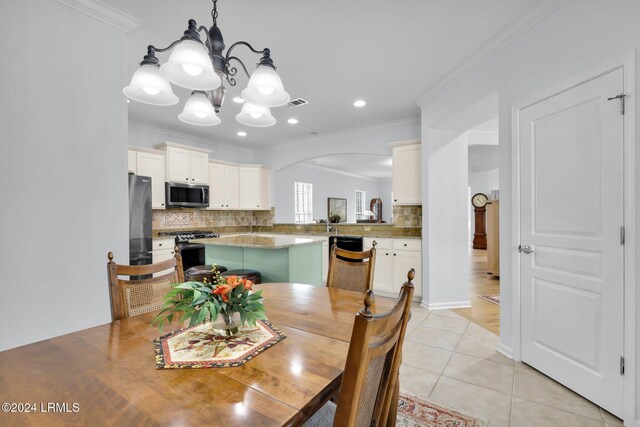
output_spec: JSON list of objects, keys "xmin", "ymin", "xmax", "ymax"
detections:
[{"xmin": 211, "ymin": 0, "xmax": 218, "ymax": 25}]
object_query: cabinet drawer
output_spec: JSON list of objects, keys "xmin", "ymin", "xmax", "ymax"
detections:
[
  {"xmin": 364, "ymin": 237, "xmax": 391, "ymax": 250},
  {"xmin": 153, "ymin": 238, "xmax": 175, "ymax": 251},
  {"xmin": 392, "ymin": 239, "xmax": 421, "ymax": 251}
]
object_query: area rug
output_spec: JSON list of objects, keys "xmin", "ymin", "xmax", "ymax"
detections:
[
  {"xmin": 478, "ymin": 294, "xmax": 500, "ymax": 305},
  {"xmin": 397, "ymin": 393, "xmax": 488, "ymax": 427},
  {"xmin": 154, "ymin": 319, "xmax": 286, "ymax": 369}
]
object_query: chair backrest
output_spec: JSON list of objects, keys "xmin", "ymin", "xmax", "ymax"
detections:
[
  {"xmin": 326, "ymin": 243, "xmax": 376, "ymax": 293},
  {"xmin": 106, "ymin": 247, "xmax": 185, "ymax": 321},
  {"xmin": 334, "ymin": 269, "xmax": 415, "ymax": 427}
]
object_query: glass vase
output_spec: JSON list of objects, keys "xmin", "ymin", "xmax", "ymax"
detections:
[{"xmin": 211, "ymin": 311, "xmax": 240, "ymax": 337}]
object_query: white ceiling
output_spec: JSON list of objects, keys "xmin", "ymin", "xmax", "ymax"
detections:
[
  {"xmin": 305, "ymin": 154, "xmax": 393, "ymax": 179},
  {"xmin": 108, "ymin": 0, "xmax": 556, "ymax": 149}
]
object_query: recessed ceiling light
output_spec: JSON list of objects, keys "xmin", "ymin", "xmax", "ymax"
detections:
[
  {"xmin": 237, "ymin": 131, "xmax": 247, "ymax": 137},
  {"xmin": 353, "ymin": 100, "xmax": 366, "ymax": 107},
  {"xmin": 126, "ymin": 99, "xmax": 130, "ymax": 103},
  {"xmin": 287, "ymin": 118, "xmax": 298, "ymax": 124},
  {"xmin": 232, "ymin": 97, "xmax": 245, "ymax": 103}
]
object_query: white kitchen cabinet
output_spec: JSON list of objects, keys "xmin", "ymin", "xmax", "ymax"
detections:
[
  {"xmin": 392, "ymin": 141, "xmax": 421, "ymax": 205},
  {"xmin": 157, "ymin": 142, "xmax": 211, "ymax": 184},
  {"xmin": 152, "ymin": 237, "xmax": 176, "ymax": 277},
  {"xmin": 239, "ymin": 166, "xmax": 271, "ymax": 210},
  {"xmin": 127, "ymin": 150, "xmax": 136, "ymax": 173},
  {"xmin": 190, "ymin": 151, "xmax": 210, "ymax": 184},
  {"xmin": 364, "ymin": 237, "xmax": 422, "ymax": 299},
  {"xmin": 128, "ymin": 148, "xmax": 166, "ymax": 210},
  {"xmin": 136, "ymin": 151, "xmax": 166, "ymax": 209},
  {"xmin": 208, "ymin": 163, "xmax": 239, "ymax": 209}
]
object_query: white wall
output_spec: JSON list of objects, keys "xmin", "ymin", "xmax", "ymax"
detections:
[
  {"xmin": 128, "ymin": 123, "xmax": 252, "ymax": 164},
  {"xmin": 416, "ymin": 0, "xmax": 640, "ymax": 421},
  {"xmin": 0, "ymin": 0, "xmax": 128, "ymax": 351},
  {"xmin": 422, "ymin": 130, "xmax": 470, "ymax": 307},
  {"xmin": 273, "ymin": 164, "xmax": 391, "ymax": 223}
]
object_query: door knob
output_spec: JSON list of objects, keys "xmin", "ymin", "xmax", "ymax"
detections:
[{"xmin": 518, "ymin": 245, "xmax": 534, "ymax": 254}]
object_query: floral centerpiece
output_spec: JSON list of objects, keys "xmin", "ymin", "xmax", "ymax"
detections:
[{"xmin": 152, "ymin": 267, "xmax": 266, "ymax": 336}]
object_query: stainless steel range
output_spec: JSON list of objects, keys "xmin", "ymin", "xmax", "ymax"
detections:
[{"xmin": 158, "ymin": 230, "xmax": 219, "ymax": 272}]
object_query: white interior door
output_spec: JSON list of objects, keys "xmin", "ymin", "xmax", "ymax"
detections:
[{"xmin": 519, "ymin": 67, "xmax": 625, "ymax": 416}]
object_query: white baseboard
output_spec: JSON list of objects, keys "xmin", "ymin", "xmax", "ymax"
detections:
[
  {"xmin": 422, "ymin": 300, "xmax": 471, "ymax": 310},
  {"xmin": 496, "ymin": 342, "xmax": 514, "ymax": 360}
]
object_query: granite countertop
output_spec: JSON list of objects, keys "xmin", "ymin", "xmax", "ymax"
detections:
[{"xmin": 191, "ymin": 234, "xmax": 323, "ymax": 249}]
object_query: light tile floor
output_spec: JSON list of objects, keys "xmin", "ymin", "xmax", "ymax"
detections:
[{"xmin": 400, "ymin": 305, "xmax": 625, "ymax": 427}]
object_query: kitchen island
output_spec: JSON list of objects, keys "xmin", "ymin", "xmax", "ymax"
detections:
[{"xmin": 191, "ymin": 234, "xmax": 324, "ymax": 286}]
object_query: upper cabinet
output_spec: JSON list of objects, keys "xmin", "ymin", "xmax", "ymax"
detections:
[
  {"xmin": 128, "ymin": 147, "xmax": 166, "ymax": 209},
  {"xmin": 391, "ymin": 140, "xmax": 421, "ymax": 205},
  {"xmin": 156, "ymin": 142, "xmax": 211, "ymax": 185},
  {"xmin": 239, "ymin": 165, "xmax": 271, "ymax": 210},
  {"xmin": 208, "ymin": 162, "xmax": 240, "ymax": 210}
]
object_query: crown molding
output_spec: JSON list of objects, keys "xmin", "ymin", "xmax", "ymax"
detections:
[
  {"xmin": 299, "ymin": 162, "xmax": 390, "ymax": 182},
  {"xmin": 258, "ymin": 116, "xmax": 421, "ymax": 153},
  {"xmin": 55, "ymin": 0, "xmax": 142, "ymax": 34},
  {"xmin": 415, "ymin": 0, "xmax": 568, "ymax": 107},
  {"xmin": 128, "ymin": 122, "xmax": 252, "ymax": 154}
]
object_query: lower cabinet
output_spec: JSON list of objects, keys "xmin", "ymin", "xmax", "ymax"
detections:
[
  {"xmin": 152, "ymin": 238, "xmax": 176, "ymax": 277},
  {"xmin": 365, "ymin": 237, "xmax": 422, "ymax": 299}
]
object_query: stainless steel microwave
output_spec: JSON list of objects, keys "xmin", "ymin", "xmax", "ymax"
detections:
[{"xmin": 165, "ymin": 182, "xmax": 210, "ymax": 208}]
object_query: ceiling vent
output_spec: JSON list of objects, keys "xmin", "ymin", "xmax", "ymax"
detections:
[{"xmin": 288, "ymin": 98, "xmax": 309, "ymax": 107}]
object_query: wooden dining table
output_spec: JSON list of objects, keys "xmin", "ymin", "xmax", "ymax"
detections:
[{"xmin": 0, "ymin": 283, "xmax": 397, "ymax": 426}]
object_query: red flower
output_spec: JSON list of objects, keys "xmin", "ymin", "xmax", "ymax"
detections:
[
  {"xmin": 242, "ymin": 278, "xmax": 253, "ymax": 291},
  {"xmin": 226, "ymin": 275, "xmax": 240, "ymax": 288},
  {"xmin": 213, "ymin": 284, "xmax": 231, "ymax": 302}
]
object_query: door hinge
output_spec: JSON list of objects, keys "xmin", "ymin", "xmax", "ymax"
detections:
[
  {"xmin": 607, "ymin": 93, "xmax": 627, "ymax": 115},
  {"xmin": 620, "ymin": 226, "xmax": 625, "ymax": 245},
  {"xmin": 620, "ymin": 356, "xmax": 625, "ymax": 375}
]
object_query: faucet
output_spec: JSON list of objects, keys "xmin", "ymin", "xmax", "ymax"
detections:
[{"xmin": 326, "ymin": 221, "xmax": 337, "ymax": 235}]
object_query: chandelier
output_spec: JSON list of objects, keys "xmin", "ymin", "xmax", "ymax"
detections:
[{"xmin": 123, "ymin": 0, "xmax": 290, "ymax": 127}]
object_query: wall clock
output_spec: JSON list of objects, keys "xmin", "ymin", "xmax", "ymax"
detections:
[{"xmin": 472, "ymin": 193, "xmax": 488, "ymax": 249}]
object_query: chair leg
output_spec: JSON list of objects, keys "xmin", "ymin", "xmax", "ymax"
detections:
[{"xmin": 386, "ymin": 373, "xmax": 400, "ymax": 426}]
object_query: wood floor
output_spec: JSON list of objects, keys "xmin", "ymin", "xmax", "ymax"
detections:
[{"xmin": 451, "ymin": 249, "xmax": 500, "ymax": 335}]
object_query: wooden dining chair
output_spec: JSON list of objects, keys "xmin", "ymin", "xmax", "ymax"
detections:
[
  {"xmin": 305, "ymin": 269, "xmax": 414, "ymax": 427},
  {"xmin": 106, "ymin": 247, "xmax": 185, "ymax": 321},
  {"xmin": 326, "ymin": 243, "xmax": 376, "ymax": 293}
]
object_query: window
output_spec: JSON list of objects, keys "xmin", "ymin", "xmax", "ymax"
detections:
[
  {"xmin": 355, "ymin": 190, "xmax": 366, "ymax": 220},
  {"xmin": 295, "ymin": 182, "xmax": 313, "ymax": 223}
]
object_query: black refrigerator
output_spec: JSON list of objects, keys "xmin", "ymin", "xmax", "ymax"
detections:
[{"xmin": 129, "ymin": 174, "xmax": 152, "ymax": 267}]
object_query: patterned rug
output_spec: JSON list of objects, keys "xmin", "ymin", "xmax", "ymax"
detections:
[
  {"xmin": 397, "ymin": 393, "xmax": 488, "ymax": 427},
  {"xmin": 478, "ymin": 294, "xmax": 500, "ymax": 305}
]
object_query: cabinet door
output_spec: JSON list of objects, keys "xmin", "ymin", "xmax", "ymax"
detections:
[
  {"xmin": 208, "ymin": 163, "xmax": 227, "ymax": 209},
  {"xmin": 167, "ymin": 146, "xmax": 191, "ymax": 183},
  {"xmin": 392, "ymin": 144, "xmax": 421, "ymax": 205},
  {"xmin": 152, "ymin": 248, "xmax": 176, "ymax": 277},
  {"xmin": 257, "ymin": 167, "xmax": 271, "ymax": 210},
  {"xmin": 136, "ymin": 152, "xmax": 166, "ymax": 209},
  {"xmin": 373, "ymin": 250, "xmax": 394, "ymax": 294},
  {"xmin": 393, "ymin": 250, "xmax": 422, "ymax": 297},
  {"xmin": 239, "ymin": 167, "xmax": 260, "ymax": 209},
  {"xmin": 128, "ymin": 150, "xmax": 137, "ymax": 174},
  {"xmin": 190, "ymin": 151, "xmax": 210, "ymax": 184},
  {"xmin": 225, "ymin": 166, "xmax": 240, "ymax": 209}
]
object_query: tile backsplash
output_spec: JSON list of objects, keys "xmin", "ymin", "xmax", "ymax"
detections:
[
  {"xmin": 392, "ymin": 205, "xmax": 422, "ymax": 227},
  {"xmin": 153, "ymin": 208, "xmax": 274, "ymax": 230}
]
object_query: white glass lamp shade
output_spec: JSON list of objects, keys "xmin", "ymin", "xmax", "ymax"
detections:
[
  {"xmin": 235, "ymin": 102, "xmax": 276, "ymax": 127},
  {"xmin": 240, "ymin": 65, "xmax": 290, "ymax": 107},
  {"xmin": 178, "ymin": 92, "xmax": 221, "ymax": 126},
  {"xmin": 122, "ymin": 64, "xmax": 178, "ymax": 106},
  {"xmin": 160, "ymin": 40, "xmax": 221, "ymax": 90}
]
